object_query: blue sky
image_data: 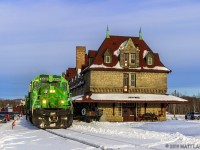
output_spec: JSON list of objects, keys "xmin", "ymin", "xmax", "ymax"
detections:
[{"xmin": 0, "ymin": 0, "xmax": 200, "ymax": 99}]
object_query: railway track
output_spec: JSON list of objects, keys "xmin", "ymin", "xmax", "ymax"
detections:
[
  {"xmin": 45, "ymin": 128, "xmax": 159, "ymax": 150},
  {"xmin": 45, "ymin": 129, "xmax": 101, "ymax": 149}
]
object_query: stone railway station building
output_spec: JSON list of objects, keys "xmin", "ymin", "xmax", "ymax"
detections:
[{"xmin": 64, "ymin": 29, "xmax": 187, "ymax": 122}]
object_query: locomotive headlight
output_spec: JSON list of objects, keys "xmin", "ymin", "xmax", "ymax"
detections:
[
  {"xmin": 61, "ymin": 100, "xmax": 64, "ymax": 104},
  {"xmin": 42, "ymin": 100, "xmax": 47, "ymax": 104},
  {"xmin": 50, "ymin": 90, "xmax": 55, "ymax": 93}
]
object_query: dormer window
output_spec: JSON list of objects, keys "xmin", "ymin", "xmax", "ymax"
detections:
[
  {"xmin": 130, "ymin": 53, "xmax": 136, "ymax": 64},
  {"xmin": 104, "ymin": 49, "xmax": 112, "ymax": 64},
  {"xmin": 145, "ymin": 52, "xmax": 154, "ymax": 66},
  {"xmin": 105, "ymin": 56, "xmax": 111, "ymax": 63},
  {"xmin": 119, "ymin": 39, "xmax": 139, "ymax": 68},
  {"xmin": 147, "ymin": 56, "xmax": 153, "ymax": 65},
  {"xmin": 124, "ymin": 53, "xmax": 129, "ymax": 67}
]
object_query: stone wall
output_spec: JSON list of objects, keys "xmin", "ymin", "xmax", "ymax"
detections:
[
  {"xmin": 97, "ymin": 103, "xmax": 166, "ymax": 122},
  {"xmin": 91, "ymin": 71, "xmax": 123, "ymax": 88},
  {"xmin": 90, "ymin": 70, "xmax": 167, "ymax": 94},
  {"xmin": 136, "ymin": 72, "xmax": 167, "ymax": 89},
  {"xmin": 98, "ymin": 103, "xmax": 123, "ymax": 122}
]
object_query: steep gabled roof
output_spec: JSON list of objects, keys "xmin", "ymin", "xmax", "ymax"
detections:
[
  {"xmin": 83, "ymin": 35, "xmax": 170, "ymax": 73},
  {"xmin": 88, "ymin": 50, "xmax": 97, "ymax": 58}
]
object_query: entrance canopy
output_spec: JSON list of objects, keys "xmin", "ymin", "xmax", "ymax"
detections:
[{"xmin": 72, "ymin": 93, "xmax": 188, "ymax": 104}]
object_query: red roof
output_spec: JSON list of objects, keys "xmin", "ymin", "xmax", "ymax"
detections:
[
  {"xmin": 85, "ymin": 54, "xmax": 88, "ymax": 66},
  {"xmin": 88, "ymin": 50, "xmax": 97, "ymax": 58},
  {"xmin": 67, "ymin": 68, "xmax": 76, "ymax": 73},
  {"xmin": 82, "ymin": 35, "xmax": 171, "ymax": 73},
  {"xmin": 65, "ymin": 68, "xmax": 77, "ymax": 81}
]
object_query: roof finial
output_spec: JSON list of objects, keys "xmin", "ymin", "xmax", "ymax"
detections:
[
  {"xmin": 139, "ymin": 27, "xmax": 143, "ymax": 40},
  {"xmin": 106, "ymin": 25, "xmax": 110, "ymax": 38}
]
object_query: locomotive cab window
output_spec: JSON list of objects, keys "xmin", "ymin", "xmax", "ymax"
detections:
[
  {"xmin": 62, "ymin": 83, "xmax": 67, "ymax": 91},
  {"xmin": 33, "ymin": 81, "xmax": 39, "ymax": 90},
  {"xmin": 40, "ymin": 82, "xmax": 49, "ymax": 87},
  {"xmin": 51, "ymin": 82, "xmax": 60, "ymax": 88}
]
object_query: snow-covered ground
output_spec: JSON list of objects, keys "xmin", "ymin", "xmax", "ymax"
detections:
[
  {"xmin": 1, "ymin": 115, "xmax": 200, "ymax": 150},
  {"xmin": 0, "ymin": 117, "xmax": 93, "ymax": 150}
]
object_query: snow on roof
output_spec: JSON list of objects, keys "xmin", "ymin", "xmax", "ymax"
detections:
[
  {"xmin": 90, "ymin": 63, "xmax": 142, "ymax": 70},
  {"xmin": 74, "ymin": 93, "xmax": 187, "ymax": 102},
  {"xmin": 90, "ymin": 64, "xmax": 119, "ymax": 69},
  {"xmin": 90, "ymin": 63, "xmax": 169, "ymax": 71},
  {"xmin": 112, "ymin": 61, "xmax": 121, "ymax": 68},
  {"xmin": 71, "ymin": 95, "xmax": 83, "ymax": 101},
  {"xmin": 143, "ymin": 66, "xmax": 170, "ymax": 71},
  {"xmin": 113, "ymin": 48, "xmax": 120, "ymax": 56},
  {"xmin": 143, "ymin": 50, "xmax": 149, "ymax": 58},
  {"xmin": 91, "ymin": 94, "xmax": 187, "ymax": 102}
]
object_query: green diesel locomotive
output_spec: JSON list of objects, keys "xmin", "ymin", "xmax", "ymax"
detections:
[{"xmin": 25, "ymin": 74, "xmax": 73, "ymax": 129}]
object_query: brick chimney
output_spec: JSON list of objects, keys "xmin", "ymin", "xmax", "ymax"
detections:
[{"xmin": 76, "ymin": 46, "xmax": 86, "ymax": 74}]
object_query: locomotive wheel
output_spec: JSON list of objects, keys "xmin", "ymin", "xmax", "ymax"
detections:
[
  {"xmin": 66, "ymin": 114, "xmax": 73, "ymax": 128},
  {"xmin": 29, "ymin": 113, "xmax": 33, "ymax": 123},
  {"xmin": 29, "ymin": 116, "xmax": 33, "ymax": 123},
  {"xmin": 28, "ymin": 110, "xmax": 33, "ymax": 123}
]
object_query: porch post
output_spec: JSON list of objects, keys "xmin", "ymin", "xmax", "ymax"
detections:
[{"xmin": 135, "ymin": 103, "xmax": 137, "ymax": 121}]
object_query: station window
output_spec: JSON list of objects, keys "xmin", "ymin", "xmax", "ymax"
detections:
[
  {"xmin": 131, "ymin": 74, "xmax": 136, "ymax": 87},
  {"xmin": 130, "ymin": 53, "xmax": 136, "ymax": 64}
]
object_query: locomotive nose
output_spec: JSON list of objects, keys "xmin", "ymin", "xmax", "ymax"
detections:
[
  {"xmin": 41, "ymin": 86, "xmax": 59, "ymax": 109},
  {"xmin": 49, "ymin": 85, "xmax": 55, "ymax": 93}
]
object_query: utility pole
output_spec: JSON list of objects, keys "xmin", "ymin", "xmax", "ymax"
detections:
[{"xmin": 173, "ymin": 90, "xmax": 176, "ymax": 118}]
